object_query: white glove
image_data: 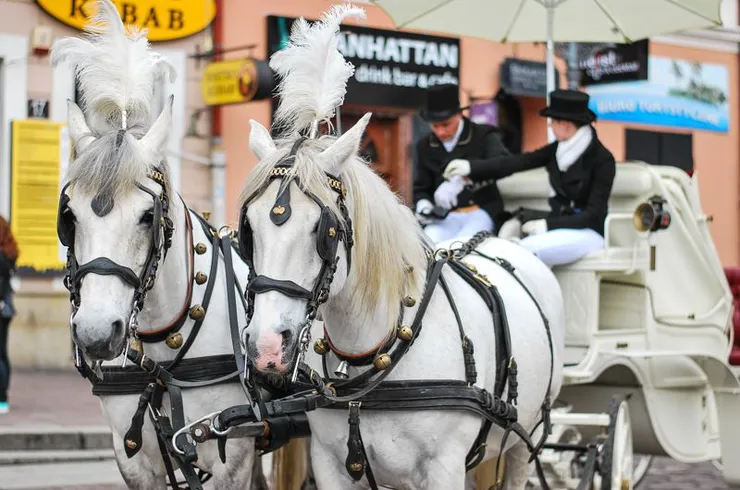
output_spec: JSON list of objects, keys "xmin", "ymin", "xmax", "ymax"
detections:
[
  {"xmin": 415, "ymin": 199, "xmax": 434, "ymax": 224},
  {"xmin": 443, "ymin": 159, "xmax": 471, "ymax": 180},
  {"xmin": 434, "ymin": 178, "xmax": 465, "ymax": 210},
  {"xmin": 415, "ymin": 198, "xmax": 434, "ymax": 215},
  {"xmin": 522, "ymin": 219, "xmax": 548, "ymax": 236}
]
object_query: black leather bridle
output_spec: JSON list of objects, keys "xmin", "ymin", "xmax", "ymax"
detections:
[
  {"xmin": 58, "ymin": 168, "xmax": 174, "ymax": 365},
  {"xmin": 238, "ymin": 138, "xmax": 353, "ymax": 383}
]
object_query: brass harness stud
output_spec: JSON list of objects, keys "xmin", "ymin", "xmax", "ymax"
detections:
[
  {"xmin": 373, "ymin": 353, "xmax": 392, "ymax": 370},
  {"xmin": 166, "ymin": 332, "xmax": 183, "ymax": 349},
  {"xmin": 313, "ymin": 338, "xmax": 329, "ymax": 355},
  {"xmin": 189, "ymin": 304, "xmax": 205, "ymax": 321},
  {"xmin": 195, "ymin": 272, "xmax": 208, "ymax": 285}
]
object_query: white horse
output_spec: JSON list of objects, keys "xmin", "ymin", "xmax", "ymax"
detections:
[
  {"xmin": 238, "ymin": 5, "xmax": 566, "ymax": 489},
  {"xmin": 51, "ymin": 2, "xmax": 260, "ymax": 488}
]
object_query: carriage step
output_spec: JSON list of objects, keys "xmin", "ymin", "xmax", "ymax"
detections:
[
  {"xmin": 0, "ymin": 449, "xmax": 115, "ymax": 465},
  {"xmin": 0, "ymin": 426, "xmax": 112, "ymax": 451}
]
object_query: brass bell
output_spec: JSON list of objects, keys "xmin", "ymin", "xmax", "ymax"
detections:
[
  {"xmin": 373, "ymin": 353, "xmax": 392, "ymax": 370},
  {"xmin": 194, "ymin": 242, "xmax": 207, "ymax": 255},
  {"xmin": 403, "ymin": 296, "xmax": 416, "ymax": 307},
  {"xmin": 189, "ymin": 304, "xmax": 205, "ymax": 321},
  {"xmin": 128, "ymin": 337, "xmax": 143, "ymax": 354},
  {"xmin": 202, "ymin": 211, "xmax": 211, "ymax": 221},
  {"xmin": 166, "ymin": 332, "xmax": 183, "ymax": 349},
  {"xmin": 314, "ymin": 338, "xmax": 329, "ymax": 355},
  {"xmin": 328, "ymin": 227, "xmax": 336, "ymax": 238},
  {"xmin": 334, "ymin": 360, "xmax": 350, "ymax": 379},
  {"xmin": 194, "ymin": 272, "xmax": 207, "ymax": 285},
  {"xmin": 397, "ymin": 326, "xmax": 413, "ymax": 342},
  {"xmin": 125, "ymin": 439, "xmax": 137, "ymax": 450}
]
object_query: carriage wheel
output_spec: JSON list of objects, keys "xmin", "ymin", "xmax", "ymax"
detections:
[
  {"xmin": 631, "ymin": 455, "xmax": 652, "ymax": 488},
  {"xmin": 599, "ymin": 396, "xmax": 634, "ymax": 490}
]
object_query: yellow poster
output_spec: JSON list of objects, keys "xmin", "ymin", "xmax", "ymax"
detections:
[{"xmin": 10, "ymin": 120, "xmax": 67, "ymax": 272}]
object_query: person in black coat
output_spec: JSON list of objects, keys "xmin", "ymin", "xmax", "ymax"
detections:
[
  {"xmin": 0, "ymin": 214, "xmax": 17, "ymax": 414},
  {"xmin": 443, "ymin": 89, "xmax": 616, "ymax": 266},
  {"xmin": 413, "ymin": 83, "xmax": 510, "ymax": 243}
]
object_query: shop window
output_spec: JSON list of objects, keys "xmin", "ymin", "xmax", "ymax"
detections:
[{"xmin": 625, "ymin": 129, "xmax": 693, "ymax": 173}]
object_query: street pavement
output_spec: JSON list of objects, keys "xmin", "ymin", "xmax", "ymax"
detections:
[{"xmin": 0, "ymin": 369, "xmax": 736, "ymax": 489}]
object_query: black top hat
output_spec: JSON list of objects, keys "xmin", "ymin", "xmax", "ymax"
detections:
[
  {"xmin": 539, "ymin": 89, "xmax": 597, "ymax": 125},
  {"xmin": 419, "ymin": 83, "xmax": 469, "ymax": 122}
]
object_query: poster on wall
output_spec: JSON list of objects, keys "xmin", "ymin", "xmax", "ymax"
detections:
[
  {"xmin": 469, "ymin": 102, "xmax": 499, "ymax": 126},
  {"xmin": 10, "ymin": 120, "xmax": 68, "ymax": 274},
  {"xmin": 586, "ymin": 56, "xmax": 729, "ymax": 133},
  {"xmin": 267, "ymin": 16, "xmax": 460, "ymax": 110}
]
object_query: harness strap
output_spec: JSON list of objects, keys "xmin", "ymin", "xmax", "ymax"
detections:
[{"xmin": 437, "ymin": 272, "xmax": 477, "ymax": 385}]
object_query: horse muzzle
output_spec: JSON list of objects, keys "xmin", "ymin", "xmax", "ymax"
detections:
[{"xmin": 71, "ymin": 314, "xmax": 127, "ymax": 361}]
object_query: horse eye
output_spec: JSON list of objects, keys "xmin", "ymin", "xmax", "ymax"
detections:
[{"xmin": 139, "ymin": 209, "xmax": 155, "ymax": 225}]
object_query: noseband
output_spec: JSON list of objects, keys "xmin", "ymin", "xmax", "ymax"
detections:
[
  {"xmin": 58, "ymin": 169, "xmax": 175, "ymax": 357},
  {"xmin": 238, "ymin": 138, "xmax": 353, "ymax": 379}
]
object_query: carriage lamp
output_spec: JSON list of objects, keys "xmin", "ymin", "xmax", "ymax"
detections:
[{"xmin": 633, "ymin": 196, "xmax": 671, "ymax": 232}]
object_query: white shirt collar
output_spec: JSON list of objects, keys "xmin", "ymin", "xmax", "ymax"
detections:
[{"xmin": 442, "ymin": 118, "xmax": 464, "ymax": 153}]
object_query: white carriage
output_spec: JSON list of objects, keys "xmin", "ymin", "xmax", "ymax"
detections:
[{"xmin": 495, "ymin": 160, "xmax": 740, "ymax": 489}]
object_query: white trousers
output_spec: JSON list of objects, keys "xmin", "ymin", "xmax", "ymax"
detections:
[
  {"xmin": 520, "ymin": 228, "xmax": 605, "ymax": 267},
  {"xmin": 424, "ymin": 209, "xmax": 494, "ymax": 243}
]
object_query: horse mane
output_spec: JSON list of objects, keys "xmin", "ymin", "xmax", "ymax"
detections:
[
  {"xmin": 239, "ymin": 136, "xmax": 429, "ymax": 331},
  {"xmin": 51, "ymin": 0, "xmax": 175, "ymax": 206}
]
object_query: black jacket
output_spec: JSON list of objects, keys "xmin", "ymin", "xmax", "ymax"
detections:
[
  {"xmin": 413, "ymin": 118, "xmax": 510, "ymax": 227},
  {"xmin": 468, "ymin": 126, "xmax": 616, "ymax": 236}
]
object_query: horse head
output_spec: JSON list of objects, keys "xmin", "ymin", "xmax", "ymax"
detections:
[{"xmin": 52, "ymin": 0, "xmax": 177, "ymax": 361}]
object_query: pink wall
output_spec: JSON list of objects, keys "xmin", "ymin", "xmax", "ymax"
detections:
[{"xmin": 221, "ymin": 1, "xmax": 740, "ymax": 264}]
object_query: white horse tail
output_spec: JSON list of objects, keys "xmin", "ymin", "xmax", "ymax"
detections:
[
  {"xmin": 269, "ymin": 3, "xmax": 365, "ymax": 135},
  {"xmin": 50, "ymin": 0, "xmax": 175, "ymax": 134}
]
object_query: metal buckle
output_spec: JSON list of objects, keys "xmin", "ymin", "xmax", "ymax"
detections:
[{"xmin": 291, "ymin": 321, "xmax": 313, "ymax": 384}]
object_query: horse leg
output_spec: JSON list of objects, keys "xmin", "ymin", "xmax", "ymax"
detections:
[
  {"xmin": 310, "ymin": 438, "xmax": 365, "ymax": 490},
  {"xmin": 205, "ymin": 439, "xmax": 255, "ymax": 489},
  {"xmin": 502, "ymin": 441, "xmax": 533, "ymax": 490},
  {"xmin": 111, "ymin": 434, "xmax": 166, "ymax": 490}
]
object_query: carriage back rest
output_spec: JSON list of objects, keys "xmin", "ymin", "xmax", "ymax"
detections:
[{"xmin": 498, "ymin": 161, "xmax": 732, "ymax": 334}]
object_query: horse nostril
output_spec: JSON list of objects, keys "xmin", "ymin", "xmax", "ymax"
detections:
[
  {"xmin": 112, "ymin": 319, "xmax": 125, "ymax": 338},
  {"xmin": 276, "ymin": 326, "xmax": 293, "ymax": 345}
]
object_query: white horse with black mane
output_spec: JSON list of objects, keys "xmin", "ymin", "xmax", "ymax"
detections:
[
  {"xmin": 50, "ymin": 1, "xmax": 263, "ymax": 488},
  {"xmin": 237, "ymin": 5, "xmax": 566, "ymax": 489}
]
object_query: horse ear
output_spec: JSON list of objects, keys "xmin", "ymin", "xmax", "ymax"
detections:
[
  {"xmin": 320, "ymin": 112, "xmax": 372, "ymax": 174},
  {"xmin": 140, "ymin": 94, "xmax": 173, "ymax": 155},
  {"xmin": 67, "ymin": 99, "xmax": 95, "ymax": 155},
  {"xmin": 249, "ymin": 119, "xmax": 276, "ymax": 161}
]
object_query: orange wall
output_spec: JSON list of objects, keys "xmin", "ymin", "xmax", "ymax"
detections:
[{"xmin": 221, "ymin": 1, "xmax": 739, "ymax": 264}]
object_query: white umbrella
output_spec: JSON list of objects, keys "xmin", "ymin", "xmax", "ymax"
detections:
[{"xmin": 370, "ymin": 0, "xmax": 723, "ymax": 138}]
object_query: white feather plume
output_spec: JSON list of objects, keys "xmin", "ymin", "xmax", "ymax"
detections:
[
  {"xmin": 50, "ymin": 0, "xmax": 175, "ymax": 134},
  {"xmin": 270, "ymin": 4, "xmax": 366, "ymax": 135}
]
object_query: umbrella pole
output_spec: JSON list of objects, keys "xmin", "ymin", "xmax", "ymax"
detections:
[{"xmin": 545, "ymin": 3, "xmax": 556, "ymax": 142}]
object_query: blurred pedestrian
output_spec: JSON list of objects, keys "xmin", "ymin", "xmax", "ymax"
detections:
[{"xmin": 0, "ymin": 215, "xmax": 18, "ymax": 413}]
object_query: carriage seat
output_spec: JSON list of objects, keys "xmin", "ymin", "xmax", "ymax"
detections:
[{"xmin": 724, "ymin": 267, "xmax": 740, "ymax": 366}]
